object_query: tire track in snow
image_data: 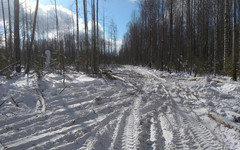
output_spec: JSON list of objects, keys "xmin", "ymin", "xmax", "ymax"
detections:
[
  {"xmin": 150, "ymin": 113, "xmax": 165, "ymax": 150},
  {"xmin": 50, "ymin": 110, "xmax": 123, "ymax": 150},
  {"xmin": 170, "ymin": 80, "xmax": 223, "ymax": 150},
  {"xmin": 167, "ymin": 83, "xmax": 223, "ymax": 150},
  {"xmin": 110, "ymin": 109, "xmax": 130, "ymax": 150},
  {"xmin": 2, "ymin": 91, "xmax": 129, "ymax": 149},
  {"xmin": 1, "ymin": 71, "xmax": 134, "ymax": 150},
  {"xmin": 136, "ymin": 68, "xmax": 223, "ymax": 150},
  {"xmin": 162, "ymin": 107, "xmax": 191, "ymax": 150},
  {"xmin": 80, "ymin": 108, "xmax": 130, "ymax": 150},
  {"xmin": 139, "ymin": 70, "xmax": 187, "ymax": 150},
  {"xmin": 122, "ymin": 112, "xmax": 136, "ymax": 149},
  {"xmin": 9, "ymin": 109, "xmax": 121, "ymax": 150},
  {"xmin": 124, "ymin": 67, "xmax": 167, "ymax": 150},
  {"xmin": 182, "ymin": 114, "xmax": 223, "ymax": 150},
  {"xmin": 112, "ymin": 70, "xmax": 143, "ymax": 150},
  {"xmin": 1, "ymin": 66, "xmax": 229, "ymax": 150}
]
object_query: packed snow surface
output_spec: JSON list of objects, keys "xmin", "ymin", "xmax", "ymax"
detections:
[{"xmin": 0, "ymin": 65, "xmax": 240, "ymax": 150}]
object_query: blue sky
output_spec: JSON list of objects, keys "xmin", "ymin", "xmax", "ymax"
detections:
[{"xmin": 37, "ymin": 0, "xmax": 139, "ymax": 41}]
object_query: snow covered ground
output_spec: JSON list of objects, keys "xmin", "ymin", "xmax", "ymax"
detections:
[{"xmin": 0, "ymin": 65, "xmax": 240, "ymax": 150}]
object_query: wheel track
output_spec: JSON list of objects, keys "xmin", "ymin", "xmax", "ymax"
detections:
[
  {"xmin": 179, "ymin": 110, "xmax": 223, "ymax": 150},
  {"xmin": 155, "ymin": 76, "xmax": 202, "ymax": 150},
  {"xmin": 26, "ymin": 109, "xmax": 121, "ymax": 150},
  {"xmin": 109, "ymin": 68, "xmax": 144, "ymax": 150},
  {"xmin": 164, "ymin": 109, "xmax": 191, "ymax": 150},
  {"xmin": 110, "ymin": 109, "xmax": 130, "ymax": 150},
  {"xmin": 0, "ymin": 115, "xmax": 67, "ymax": 143},
  {"xmin": 1, "ymin": 66, "xmax": 230, "ymax": 150},
  {"xmin": 155, "ymin": 72, "xmax": 224, "ymax": 150},
  {"xmin": 121, "ymin": 109, "xmax": 139, "ymax": 150},
  {"xmin": 51, "ymin": 109, "xmax": 122, "ymax": 150},
  {"xmin": 150, "ymin": 113, "xmax": 165, "ymax": 150},
  {"xmin": 3, "ymin": 99, "xmax": 126, "ymax": 150},
  {"xmin": 79, "ymin": 109, "xmax": 130, "ymax": 150},
  {"xmin": 78, "ymin": 119, "xmax": 119, "ymax": 150},
  {"xmin": 155, "ymin": 81, "xmax": 190, "ymax": 150}
]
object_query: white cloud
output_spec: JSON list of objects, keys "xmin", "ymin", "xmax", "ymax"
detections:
[
  {"xmin": 0, "ymin": 0, "xmax": 114, "ymax": 47},
  {"xmin": 0, "ymin": 0, "xmax": 86, "ymax": 37},
  {"xmin": 129, "ymin": 0, "xmax": 139, "ymax": 2}
]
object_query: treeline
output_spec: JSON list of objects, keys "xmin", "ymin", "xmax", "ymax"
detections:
[
  {"xmin": 0, "ymin": 0, "xmax": 118, "ymax": 76},
  {"xmin": 119, "ymin": 0, "xmax": 240, "ymax": 80}
]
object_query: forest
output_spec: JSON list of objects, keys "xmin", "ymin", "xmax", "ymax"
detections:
[
  {"xmin": 119, "ymin": 0, "xmax": 240, "ymax": 80},
  {"xmin": 0, "ymin": 0, "xmax": 240, "ymax": 80},
  {"xmin": 0, "ymin": 0, "xmax": 118, "ymax": 76},
  {"xmin": 0, "ymin": 1, "xmax": 240, "ymax": 149}
]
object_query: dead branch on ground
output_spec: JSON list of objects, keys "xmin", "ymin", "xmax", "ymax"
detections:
[
  {"xmin": 0, "ymin": 97, "xmax": 19, "ymax": 107},
  {"xmin": 208, "ymin": 113, "xmax": 240, "ymax": 133}
]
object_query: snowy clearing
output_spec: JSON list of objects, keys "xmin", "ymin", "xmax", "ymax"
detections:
[{"xmin": 0, "ymin": 65, "xmax": 240, "ymax": 150}]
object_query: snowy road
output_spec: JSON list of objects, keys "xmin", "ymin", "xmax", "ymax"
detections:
[{"xmin": 0, "ymin": 65, "xmax": 239, "ymax": 150}]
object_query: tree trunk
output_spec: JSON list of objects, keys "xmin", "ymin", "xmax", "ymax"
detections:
[
  {"xmin": 25, "ymin": 0, "xmax": 39, "ymax": 74},
  {"xmin": 1, "ymin": 0, "xmax": 8, "ymax": 56},
  {"xmin": 97, "ymin": 0, "xmax": 99, "ymax": 64},
  {"xmin": 8, "ymin": 0, "xmax": 13, "ymax": 63},
  {"xmin": 83, "ymin": 0, "xmax": 89, "ymax": 71},
  {"xmin": 149, "ymin": 0, "xmax": 153, "ymax": 68},
  {"xmin": 214, "ymin": 0, "xmax": 218, "ymax": 75},
  {"xmin": 232, "ymin": 0, "xmax": 237, "ymax": 81},
  {"xmin": 169, "ymin": 0, "xmax": 173, "ymax": 70},
  {"xmin": 14, "ymin": 0, "xmax": 21, "ymax": 72},
  {"xmin": 54, "ymin": 0, "xmax": 59, "ymax": 49},
  {"xmin": 103, "ymin": 9, "xmax": 106, "ymax": 63},
  {"xmin": 92, "ymin": 0, "xmax": 98, "ymax": 73},
  {"xmin": 161, "ymin": 0, "xmax": 165, "ymax": 71},
  {"xmin": 224, "ymin": 0, "xmax": 229, "ymax": 73},
  {"xmin": 187, "ymin": 0, "xmax": 192, "ymax": 74},
  {"xmin": 76, "ymin": 0, "xmax": 79, "ymax": 52}
]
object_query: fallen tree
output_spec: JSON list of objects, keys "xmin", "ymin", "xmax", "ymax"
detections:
[
  {"xmin": 0, "ymin": 61, "xmax": 20, "ymax": 75},
  {"xmin": 208, "ymin": 112, "xmax": 240, "ymax": 133}
]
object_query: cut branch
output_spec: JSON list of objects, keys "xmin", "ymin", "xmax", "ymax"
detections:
[{"xmin": 59, "ymin": 85, "xmax": 68, "ymax": 94}]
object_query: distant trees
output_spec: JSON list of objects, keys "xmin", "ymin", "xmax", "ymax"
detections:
[
  {"xmin": 119, "ymin": 0, "xmax": 240, "ymax": 80},
  {"xmin": 0, "ymin": 0, "xmax": 120, "ymax": 75}
]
